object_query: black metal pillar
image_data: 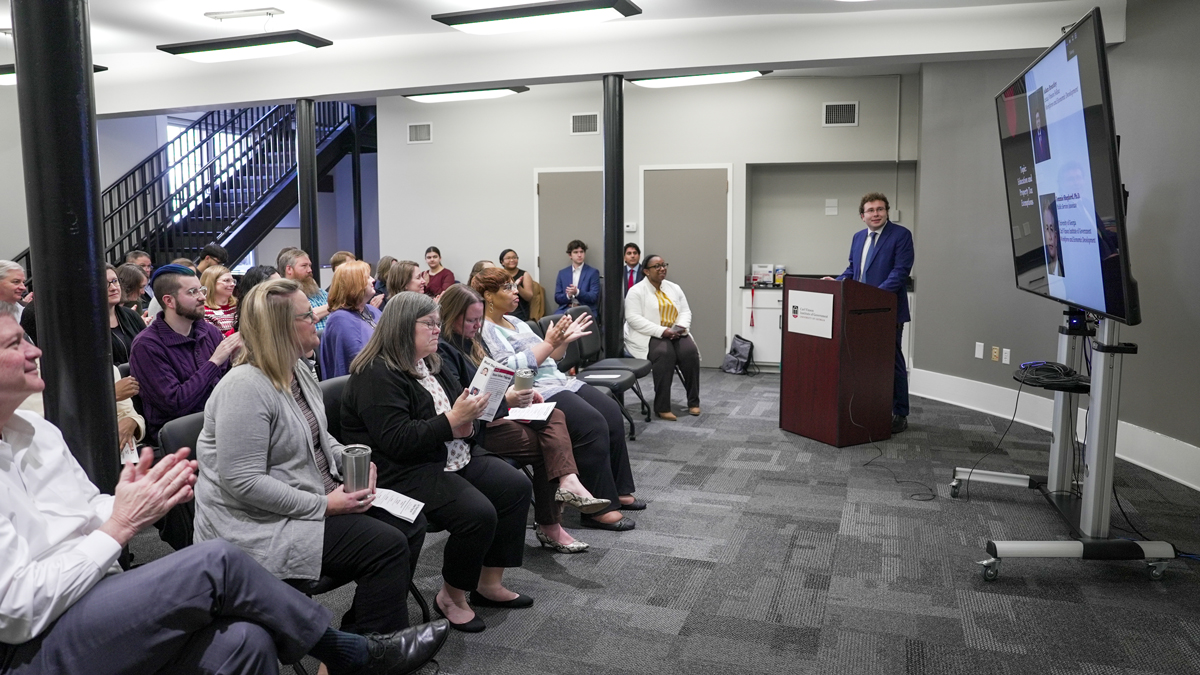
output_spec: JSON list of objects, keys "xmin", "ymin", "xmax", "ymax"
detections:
[
  {"xmin": 350, "ymin": 105, "xmax": 364, "ymax": 260},
  {"xmin": 296, "ymin": 98, "xmax": 320, "ymax": 284},
  {"xmin": 602, "ymin": 75, "xmax": 625, "ymax": 357},
  {"xmin": 12, "ymin": 0, "xmax": 120, "ymax": 491}
]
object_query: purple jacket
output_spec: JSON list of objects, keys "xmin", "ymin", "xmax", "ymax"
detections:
[
  {"xmin": 318, "ymin": 306, "xmax": 380, "ymax": 380},
  {"xmin": 129, "ymin": 313, "xmax": 229, "ymax": 441}
]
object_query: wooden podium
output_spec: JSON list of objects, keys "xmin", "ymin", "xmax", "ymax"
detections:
[{"xmin": 780, "ymin": 277, "xmax": 896, "ymax": 447}]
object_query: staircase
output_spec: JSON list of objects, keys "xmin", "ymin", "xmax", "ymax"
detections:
[{"xmin": 11, "ymin": 101, "xmax": 375, "ymax": 282}]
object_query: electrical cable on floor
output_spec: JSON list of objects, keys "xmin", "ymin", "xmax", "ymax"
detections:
[{"xmin": 961, "ymin": 369, "xmax": 1028, "ymax": 503}]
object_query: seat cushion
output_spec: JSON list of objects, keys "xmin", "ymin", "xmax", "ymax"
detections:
[
  {"xmin": 577, "ymin": 369, "xmax": 636, "ymax": 391},
  {"xmin": 586, "ymin": 357, "xmax": 652, "ymax": 378}
]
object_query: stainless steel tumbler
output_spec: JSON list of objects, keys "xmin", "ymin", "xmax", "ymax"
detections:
[{"xmin": 342, "ymin": 445, "xmax": 372, "ymax": 493}]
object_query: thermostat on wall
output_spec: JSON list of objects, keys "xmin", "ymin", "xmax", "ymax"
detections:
[{"xmin": 624, "ymin": 222, "xmax": 637, "ymax": 232}]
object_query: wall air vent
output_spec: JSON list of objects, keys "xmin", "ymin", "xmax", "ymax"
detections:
[
  {"xmin": 571, "ymin": 113, "xmax": 599, "ymax": 135},
  {"xmin": 822, "ymin": 102, "xmax": 859, "ymax": 127},
  {"xmin": 408, "ymin": 123, "xmax": 432, "ymax": 144}
]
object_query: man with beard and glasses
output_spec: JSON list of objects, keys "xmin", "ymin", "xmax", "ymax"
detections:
[
  {"xmin": 130, "ymin": 264, "xmax": 242, "ymax": 445},
  {"xmin": 279, "ymin": 248, "xmax": 331, "ymax": 331}
]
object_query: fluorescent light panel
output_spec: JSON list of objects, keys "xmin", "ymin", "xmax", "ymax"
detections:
[
  {"xmin": 204, "ymin": 8, "xmax": 286, "ymax": 21},
  {"xmin": 407, "ymin": 86, "xmax": 529, "ymax": 103},
  {"xmin": 433, "ymin": 0, "xmax": 642, "ymax": 35},
  {"xmin": 0, "ymin": 63, "xmax": 106, "ymax": 86},
  {"xmin": 157, "ymin": 29, "xmax": 331, "ymax": 63},
  {"xmin": 630, "ymin": 71, "xmax": 771, "ymax": 89}
]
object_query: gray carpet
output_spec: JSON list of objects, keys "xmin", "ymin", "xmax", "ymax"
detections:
[{"xmin": 132, "ymin": 369, "xmax": 1200, "ymax": 674}]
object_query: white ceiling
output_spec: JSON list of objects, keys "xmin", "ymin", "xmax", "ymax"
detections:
[{"xmin": 0, "ymin": 0, "xmax": 1126, "ymax": 115}]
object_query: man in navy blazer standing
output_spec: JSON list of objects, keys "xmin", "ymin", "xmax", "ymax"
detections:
[
  {"xmin": 622, "ymin": 242, "xmax": 645, "ymax": 297},
  {"xmin": 832, "ymin": 193, "xmax": 915, "ymax": 433},
  {"xmin": 555, "ymin": 239, "xmax": 601, "ymax": 317}
]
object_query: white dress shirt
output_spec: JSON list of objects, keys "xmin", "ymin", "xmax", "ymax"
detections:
[
  {"xmin": 570, "ymin": 264, "xmax": 583, "ymax": 298},
  {"xmin": 0, "ymin": 411, "xmax": 122, "ymax": 645},
  {"xmin": 860, "ymin": 222, "xmax": 886, "ymax": 280}
]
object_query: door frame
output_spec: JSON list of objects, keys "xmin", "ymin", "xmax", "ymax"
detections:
[
  {"xmin": 532, "ymin": 166, "xmax": 602, "ymax": 285},
  {"xmin": 639, "ymin": 163, "xmax": 735, "ymax": 358}
]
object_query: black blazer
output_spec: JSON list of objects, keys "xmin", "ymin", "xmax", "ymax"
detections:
[
  {"xmin": 20, "ymin": 302, "xmax": 144, "ymax": 365},
  {"xmin": 340, "ymin": 357, "xmax": 485, "ymax": 510}
]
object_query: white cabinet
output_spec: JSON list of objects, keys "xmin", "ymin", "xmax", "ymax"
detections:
[{"xmin": 739, "ymin": 288, "xmax": 783, "ymax": 364}]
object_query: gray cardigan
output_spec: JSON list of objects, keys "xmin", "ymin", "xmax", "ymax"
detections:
[{"xmin": 193, "ymin": 360, "xmax": 344, "ymax": 580}]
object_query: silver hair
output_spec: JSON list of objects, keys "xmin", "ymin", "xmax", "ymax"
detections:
[
  {"xmin": 0, "ymin": 260, "xmax": 24, "ymax": 283},
  {"xmin": 350, "ymin": 291, "xmax": 441, "ymax": 378},
  {"xmin": 0, "ymin": 301, "xmax": 18, "ymax": 319}
]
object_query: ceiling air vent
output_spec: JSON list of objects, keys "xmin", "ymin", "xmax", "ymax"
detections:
[
  {"xmin": 571, "ymin": 113, "xmax": 599, "ymax": 135},
  {"xmin": 408, "ymin": 123, "xmax": 432, "ymax": 144},
  {"xmin": 822, "ymin": 102, "xmax": 859, "ymax": 127}
]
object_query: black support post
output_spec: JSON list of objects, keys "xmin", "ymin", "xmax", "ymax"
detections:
[
  {"xmin": 602, "ymin": 74, "xmax": 625, "ymax": 358},
  {"xmin": 351, "ymin": 105, "xmax": 364, "ymax": 260},
  {"xmin": 12, "ymin": 0, "xmax": 120, "ymax": 491},
  {"xmin": 296, "ymin": 98, "xmax": 320, "ymax": 284}
]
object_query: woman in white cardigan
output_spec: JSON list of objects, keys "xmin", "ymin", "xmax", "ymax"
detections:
[{"xmin": 624, "ymin": 254, "xmax": 701, "ymax": 420}]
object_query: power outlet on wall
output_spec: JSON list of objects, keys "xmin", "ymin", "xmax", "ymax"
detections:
[
  {"xmin": 1002, "ymin": 348, "xmax": 1011, "ymax": 365},
  {"xmin": 991, "ymin": 346, "xmax": 1000, "ymax": 362},
  {"xmin": 974, "ymin": 342, "xmax": 984, "ymax": 359}
]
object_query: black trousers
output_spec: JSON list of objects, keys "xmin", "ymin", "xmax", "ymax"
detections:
[
  {"xmin": 318, "ymin": 509, "xmax": 426, "ymax": 634},
  {"xmin": 547, "ymin": 384, "xmax": 636, "ymax": 515},
  {"xmin": 420, "ymin": 454, "xmax": 532, "ymax": 592},
  {"xmin": 647, "ymin": 335, "xmax": 701, "ymax": 412},
  {"xmin": 894, "ymin": 323, "xmax": 910, "ymax": 417},
  {"xmin": 1, "ymin": 540, "xmax": 330, "ymax": 675}
]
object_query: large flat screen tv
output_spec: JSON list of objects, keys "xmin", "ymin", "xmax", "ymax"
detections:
[{"xmin": 995, "ymin": 7, "xmax": 1140, "ymax": 325}]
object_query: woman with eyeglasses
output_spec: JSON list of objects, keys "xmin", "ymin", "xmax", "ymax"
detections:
[
  {"xmin": 472, "ymin": 268, "xmax": 642, "ymax": 531},
  {"xmin": 498, "ymin": 249, "xmax": 534, "ymax": 321},
  {"xmin": 193, "ymin": 278, "xmax": 439, "ymax": 647},
  {"xmin": 318, "ymin": 260, "xmax": 380, "ymax": 380},
  {"xmin": 103, "ymin": 264, "xmax": 146, "ymax": 365},
  {"xmin": 438, "ymin": 283, "xmax": 608, "ymax": 553},
  {"xmin": 625, "ymin": 254, "xmax": 701, "ymax": 420},
  {"xmin": 341, "ymin": 291, "xmax": 534, "ymax": 633},
  {"xmin": 201, "ymin": 264, "xmax": 239, "ymax": 336}
]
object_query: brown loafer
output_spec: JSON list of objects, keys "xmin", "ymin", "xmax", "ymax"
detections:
[
  {"xmin": 688, "ymin": 407, "xmax": 701, "ymax": 416},
  {"xmin": 656, "ymin": 411, "xmax": 677, "ymax": 421}
]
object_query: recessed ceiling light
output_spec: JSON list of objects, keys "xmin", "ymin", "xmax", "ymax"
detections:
[
  {"xmin": 0, "ymin": 63, "xmax": 107, "ymax": 86},
  {"xmin": 432, "ymin": 0, "xmax": 642, "ymax": 35},
  {"xmin": 406, "ymin": 86, "xmax": 530, "ymax": 103},
  {"xmin": 204, "ymin": 8, "xmax": 286, "ymax": 21},
  {"xmin": 157, "ymin": 29, "xmax": 331, "ymax": 63},
  {"xmin": 630, "ymin": 71, "xmax": 771, "ymax": 89}
]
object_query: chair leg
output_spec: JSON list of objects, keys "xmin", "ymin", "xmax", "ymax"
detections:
[
  {"xmin": 604, "ymin": 388, "xmax": 637, "ymax": 441},
  {"xmin": 410, "ymin": 584, "xmax": 432, "ymax": 624},
  {"xmin": 292, "ymin": 662, "xmax": 311, "ymax": 675},
  {"xmin": 631, "ymin": 380, "xmax": 651, "ymax": 422}
]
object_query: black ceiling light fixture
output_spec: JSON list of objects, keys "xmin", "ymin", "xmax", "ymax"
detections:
[
  {"xmin": 432, "ymin": 0, "xmax": 642, "ymax": 35},
  {"xmin": 0, "ymin": 63, "xmax": 107, "ymax": 86},
  {"xmin": 157, "ymin": 29, "xmax": 332, "ymax": 63}
]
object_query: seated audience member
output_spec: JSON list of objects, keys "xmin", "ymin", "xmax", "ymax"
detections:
[
  {"xmin": 625, "ymin": 254, "xmax": 701, "ymax": 419},
  {"xmin": 386, "ymin": 260, "xmax": 426, "ymax": 300},
  {"xmin": 473, "ymin": 268, "xmax": 642, "ymax": 531},
  {"xmin": 201, "ymin": 264, "xmax": 238, "ymax": 336},
  {"xmin": 144, "ymin": 258, "xmax": 200, "ymax": 321},
  {"xmin": 114, "ymin": 364, "xmax": 144, "ymax": 454},
  {"xmin": 423, "ymin": 247, "xmax": 455, "ymax": 298},
  {"xmin": 319, "ymin": 260, "xmax": 381, "ymax": 379},
  {"xmin": 330, "ymin": 250, "xmax": 356, "ymax": 273},
  {"xmin": 342, "ymin": 292, "xmax": 534, "ymax": 633},
  {"xmin": 129, "ymin": 264, "xmax": 242, "ymax": 443},
  {"xmin": 116, "ymin": 263, "xmax": 149, "ymax": 313},
  {"xmin": 553, "ymin": 239, "xmax": 600, "ymax": 316},
  {"xmin": 375, "ymin": 256, "xmax": 397, "ymax": 297},
  {"xmin": 233, "ymin": 264, "xmax": 280, "ymax": 332},
  {"xmin": 193, "ymin": 279, "xmax": 441, "ymax": 656},
  {"xmin": 0, "ymin": 260, "xmax": 28, "ymax": 323},
  {"xmin": 439, "ymin": 284, "xmax": 607, "ymax": 553},
  {"xmin": 105, "ymin": 264, "xmax": 146, "ymax": 365},
  {"xmin": 171, "ymin": 256, "xmax": 199, "ymax": 272},
  {"xmin": 0, "ymin": 314, "xmax": 448, "ymax": 675},
  {"xmin": 126, "ymin": 250, "xmax": 155, "ymax": 303},
  {"xmin": 195, "ymin": 242, "xmax": 228, "ymax": 274},
  {"xmin": 467, "ymin": 259, "xmax": 495, "ymax": 285},
  {"xmin": 498, "ymin": 249, "xmax": 535, "ymax": 321},
  {"xmin": 279, "ymin": 248, "xmax": 331, "ymax": 331}
]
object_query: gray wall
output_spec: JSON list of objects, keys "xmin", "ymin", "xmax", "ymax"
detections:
[
  {"xmin": 915, "ymin": 0, "xmax": 1200, "ymax": 448},
  {"xmin": 0, "ymin": 88, "xmax": 28, "ymax": 259},
  {"xmin": 95, "ymin": 115, "xmax": 165, "ymax": 187}
]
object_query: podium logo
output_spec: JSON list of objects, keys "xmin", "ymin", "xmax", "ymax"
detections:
[{"xmin": 792, "ymin": 305, "xmax": 799, "ymax": 318}]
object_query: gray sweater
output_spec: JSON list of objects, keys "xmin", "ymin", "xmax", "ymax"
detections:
[{"xmin": 193, "ymin": 361, "xmax": 344, "ymax": 580}]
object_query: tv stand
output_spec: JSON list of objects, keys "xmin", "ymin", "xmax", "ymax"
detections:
[{"xmin": 949, "ymin": 311, "xmax": 1176, "ymax": 580}]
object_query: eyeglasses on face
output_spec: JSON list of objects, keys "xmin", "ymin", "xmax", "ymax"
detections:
[
  {"xmin": 295, "ymin": 309, "xmax": 316, "ymax": 324},
  {"xmin": 182, "ymin": 286, "xmax": 208, "ymax": 298},
  {"xmin": 646, "ymin": 263, "xmax": 669, "ymax": 270},
  {"xmin": 106, "ymin": 278, "xmax": 121, "ymax": 287},
  {"xmin": 416, "ymin": 318, "xmax": 441, "ymax": 331}
]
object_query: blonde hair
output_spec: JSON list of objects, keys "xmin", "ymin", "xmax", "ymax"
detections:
[
  {"xmin": 235, "ymin": 278, "xmax": 303, "ymax": 391},
  {"xmin": 385, "ymin": 260, "xmax": 421, "ymax": 297},
  {"xmin": 201, "ymin": 265, "xmax": 237, "ymax": 309},
  {"xmin": 327, "ymin": 260, "xmax": 372, "ymax": 312}
]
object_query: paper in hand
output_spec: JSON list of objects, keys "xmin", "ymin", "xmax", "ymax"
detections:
[
  {"xmin": 372, "ymin": 488, "xmax": 425, "ymax": 523},
  {"xmin": 468, "ymin": 357, "xmax": 516, "ymax": 422}
]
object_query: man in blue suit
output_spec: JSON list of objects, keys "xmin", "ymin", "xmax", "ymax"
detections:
[
  {"xmin": 622, "ymin": 242, "xmax": 645, "ymax": 297},
  {"xmin": 833, "ymin": 193, "xmax": 915, "ymax": 434},
  {"xmin": 554, "ymin": 239, "xmax": 601, "ymax": 317}
]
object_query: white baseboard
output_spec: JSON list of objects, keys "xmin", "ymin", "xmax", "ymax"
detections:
[{"xmin": 910, "ymin": 368, "xmax": 1200, "ymax": 493}]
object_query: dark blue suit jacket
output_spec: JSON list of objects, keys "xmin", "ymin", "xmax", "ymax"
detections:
[
  {"xmin": 836, "ymin": 221, "xmax": 914, "ymax": 324},
  {"xmin": 554, "ymin": 263, "xmax": 600, "ymax": 315},
  {"xmin": 621, "ymin": 264, "xmax": 645, "ymax": 297}
]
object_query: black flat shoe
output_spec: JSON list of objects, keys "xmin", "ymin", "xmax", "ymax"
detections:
[
  {"xmin": 891, "ymin": 415, "xmax": 908, "ymax": 434},
  {"xmin": 434, "ymin": 600, "xmax": 486, "ymax": 633},
  {"xmin": 469, "ymin": 591, "xmax": 535, "ymax": 609},
  {"xmin": 356, "ymin": 619, "xmax": 449, "ymax": 675},
  {"xmin": 619, "ymin": 498, "xmax": 647, "ymax": 511},
  {"xmin": 580, "ymin": 515, "xmax": 636, "ymax": 531}
]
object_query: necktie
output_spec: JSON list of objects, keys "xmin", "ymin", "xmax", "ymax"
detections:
[
  {"xmin": 628, "ymin": 269, "xmax": 634, "ymax": 289},
  {"xmin": 860, "ymin": 231, "xmax": 877, "ymax": 282}
]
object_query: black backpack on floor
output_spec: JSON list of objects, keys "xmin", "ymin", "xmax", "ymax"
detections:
[{"xmin": 720, "ymin": 334, "xmax": 758, "ymax": 376}]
